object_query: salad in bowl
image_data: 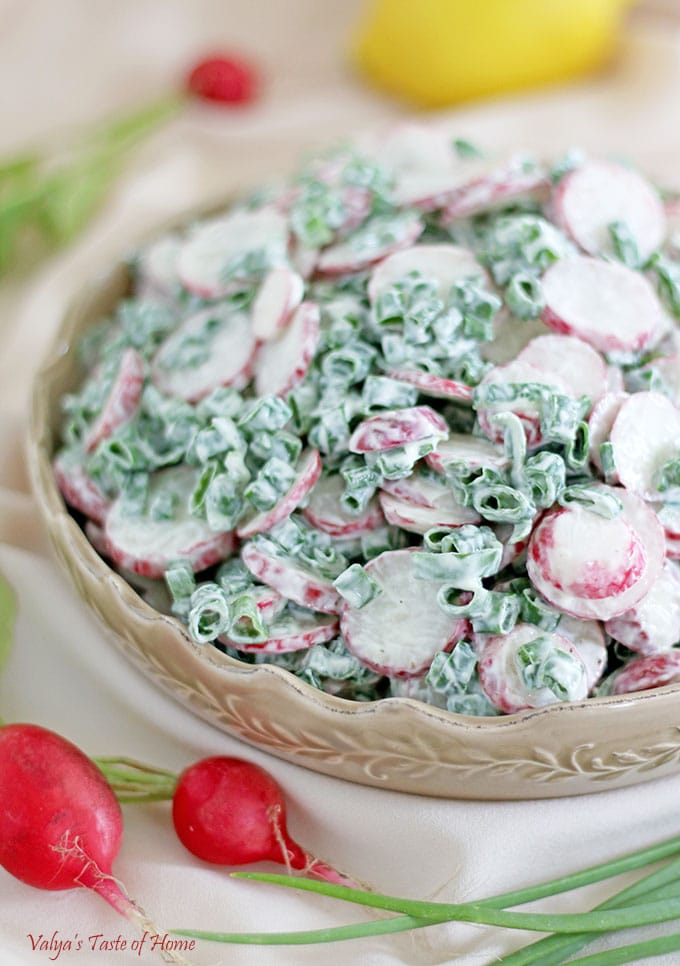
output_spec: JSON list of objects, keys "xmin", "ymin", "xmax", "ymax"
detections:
[
  {"xmin": 50, "ymin": 124, "xmax": 680, "ymax": 719},
  {"xmin": 30, "ymin": 123, "xmax": 680, "ymax": 798}
]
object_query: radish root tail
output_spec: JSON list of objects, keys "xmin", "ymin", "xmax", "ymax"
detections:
[
  {"xmin": 268, "ymin": 803, "xmax": 294, "ymax": 875},
  {"xmin": 50, "ymin": 833, "xmax": 196, "ymax": 965}
]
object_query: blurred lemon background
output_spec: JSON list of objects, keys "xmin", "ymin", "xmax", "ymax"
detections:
[{"xmin": 354, "ymin": 0, "xmax": 636, "ymax": 107}]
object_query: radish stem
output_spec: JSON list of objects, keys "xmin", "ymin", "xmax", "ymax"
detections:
[{"xmin": 94, "ymin": 757, "xmax": 178, "ymax": 802}]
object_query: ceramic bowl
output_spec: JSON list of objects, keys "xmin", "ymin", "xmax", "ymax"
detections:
[{"xmin": 27, "ymin": 250, "xmax": 680, "ymax": 801}]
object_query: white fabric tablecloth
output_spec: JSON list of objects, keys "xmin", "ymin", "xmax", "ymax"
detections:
[{"xmin": 3, "ymin": 3, "xmax": 680, "ymax": 963}]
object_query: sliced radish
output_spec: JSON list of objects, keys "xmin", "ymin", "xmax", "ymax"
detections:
[
  {"xmin": 223, "ymin": 610, "xmax": 339, "ymax": 654},
  {"xmin": 379, "ymin": 466, "xmax": 465, "ymax": 509},
  {"xmin": 289, "ymin": 241, "xmax": 319, "ymax": 280},
  {"xmin": 177, "ymin": 208, "xmax": 289, "ymax": 299},
  {"xmin": 301, "ymin": 473, "xmax": 385, "ymax": 537},
  {"xmin": 386, "ymin": 368, "xmax": 474, "ymax": 402},
  {"xmin": 253, "ymin": 301, "xmax": 320, "ymax": 398},
  {"xmin": 249, "ymin": 585, "xmax": 287, "ymax": 622},
  {"xmin": 553, "ymin": 159, "xmax": 665, "ymax": 261},
  {"xmin": 240, "ymin": 540, "xmax": 341, "ymax": 614},
  {"xmin": 442, "ymin": 161, "xmax": 549, "ymax": 222},
  {"xmin": 605, "ymin": 560, "xmax": 680, "ymax": 655},
  {"xmin": 517, "ymin": 334, "xmax": 607, "ymax": 407},
  {"xmin": 609, "ymin": 650, "xmax": 680, "ymax": 695},
  {"xmin": 475, "ymin": 358, "xmax": 571, "ymax": 448},
  {"xmin": 348, "ymin": 405, "xmax": 448, "ymax": 454},
  {"xmin": 667, "ymin": 532, "xmax": 680, "ymax": 560},
  {"xmin": 337, "ymin": 186, "xmax": 372, "ymax": 236},
  {"xmin": 425, "ymin": 433, "xmax": 507, "ymax": 474},
  {"xmin": 556, "ymin": 615, "xmax": 607, "ymax": 691},
  {"xmin": 610, "ymin": 391, "xmax": 680, "ymax": 501},
  {"xmin": 84, "ymin": 348, "xmax": 145, "ymax": 454},
  {"xmin": 152, "ymin": 306, "xmax": 255, "ymax": 402},
  {"xmin": 605, "ymin": 365, "xmax": 625, "ymax": 393},
  {"xmin": 541, "ymin": 256, "xmax": 665, "ymax": 354},
  {"xmin": 315, "ymin": 212, "xmax": 424, "ymax": 276},
  {"xmin": 494, "ymin": 525, "xmax": 529, "ymax": 570},
  {"xmin": 526, "ymin": 487, "xmax": 665, "ymax": 621},
  {"xmin": 367, "ymin": 244, "xmax": 485, "ymax": 304},
  {"xmin": 134, "ymin": 235, "xmax": 181, "ymax": 299},
  {"xmin": 340, "ymin": 549, "xmax": 467, "ymax": 677},
  {"xmin": 587, "ymin": 391, "xmax": 629, "ymax": 475},
  {"xmin": 477, "ymin": 623, "xmax": 588, "ymax": 714},
  {"xmin": 378, "ymin": 490, "xmax": 479, "ymax": 534},
  {"xmin": 369, "ymin": 123, "xmax": 478, "ymax": 210},
  {"xmin": 251, "ymin": 266, "xmax": 305, "ymax": 342},
  {"xmin": 53, "ymin": 450, "xmax": 110, "ymax": 525},
  {"xmin": 105, "ymin": 466, "xmax": 235, "ymax": 579},
  {"xmin": 480, "ymin": 309, "xmax": 550, "ymax": 367},
  {"xmin": 236, "ymin": 449, "xmax": 322, "ymax": 539}
]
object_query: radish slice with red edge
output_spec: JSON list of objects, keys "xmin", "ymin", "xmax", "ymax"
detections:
[
  {"xmin": 587, "ymin": 391, "xmax": 629, "ymax": 475},
  {"xmin": 253, "ymin": 301, "xmax": 320, "ymax": 398},
  {"xmin": 236, "ymin": 449, "xmax": 322, "ymax": 539},
  {"xmin": 556, "ymin": 615, "xmax": 607, "ymax": 691},
  {"xmin": 301, "ymin": 473, "xmax": 385, "ymax": 537},
  {"xmin": 378, "ymin": 490, "xmax": 479, "ymax": 534},
  {"xmin": 380, "ymin": 467, "xmax": 458, "ymax": 508},
  {"xmin": 442, "ymin": 161, "xmax": 549, "ymax": 221},
  {"xmin": 152, "ymin": 306, "xmax": 255, "ymax": 402},
  {"xmin": 85, "ymin": 348, "xmax": 145, "ymax": 453},
  {"xmin": 367, "ymin": 243, "xmax": 485, "ymax": 304},
  {"xmin": 609, "ymin": 391, "xmax": 680, "ymax": 501},
  {"xmin": 475, "ymin": 358, "xmax": 571, "ymax": 448},
  {"xmin": 251, "ymin": 266, "xmax": 305, "ymax": 342},
  {"xmin": 425, "ymin": 433, "xmax": 507, "ymax": 474},
  {"xmin": 526, "ymin": 486, "xmax": 665, "ymax": 621},
  {"xmin": 516, "ymin": 334, "xmax": 607, "ymax": 407},
  {"xmin": 386, "ymin": 368, "xmax": 474, "ymax": 402},
  {"xmin": 241, "ymin": 539, "xmax": 342, "ymax": 614},
  {"xmin": 249, "ymin": 585, "xmax": 287, "ymax": 622},
  {"xmin": 105, "ymin": 466, "xmax": 235, "ymax": 579},
  {"xmin": 541, "ymin": 255, "xmax": 665, "ymax": 354},
  {"xmin": 605, "ymin": 560, "xmax": 680, "ymax": 655},
  {"xmin": 316, "ymin": 212, "xmax": 424, "ymax": 276},
  {"xmin": 340, "ymin": 549, "xmax": 468, "ymax": 677},
  {"xmin": 349, "ymin": 405, "xmax": 448, "ymax": 454},
  {"xmin": 53, "ymin": 450, "xmax": 110, "ymax": 525},
  {"xmin": 223, "ymin": 610, "xmax": 339, "ymax": 654},
  {"xmin": 552, "ymin": 159, "xmax": 665, "ymax": 261},
  {"xmin": 177, "ymin": 208, "xmax": 289, "ymax": 299},
  {"xmin": 609, "ymin": 650, "xmax": 680, "ymax": 695},
  {"xmin": 477, "ymin": 624, "xmax": 588, "ymax": 714}
]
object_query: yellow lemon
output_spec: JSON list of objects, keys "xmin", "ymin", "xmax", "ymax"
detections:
[{"xmin": 353, "ymin": 0, "xmax": 633, "ymax": 108}]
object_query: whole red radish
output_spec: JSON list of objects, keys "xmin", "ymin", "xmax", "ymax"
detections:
[
  {"xmin": 186, "ymin": 55, "xmax": 259, "ymax": 105},
  {"xmin": 0, "ymin": 724, "xmax": 186, "ymax": 962},
  {"xmin": 172, "ymin": 756, "xmax": 363, "ymax": 888}
]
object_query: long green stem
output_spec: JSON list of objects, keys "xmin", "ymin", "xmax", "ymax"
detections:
[
  {"xmin": 567, "ymin": 931, "xmax": 680, "ymax": 966},
  {"xmin": 175, "ymin": 892, "xmax": 680, "ymax": 939},
  {"xmin": 170, "ymin": 837, "xmax": 680, "ymax": 948},
  {"xmin": 499, "ymin": 857, "xmax": 680, "ymax": 965},
  {"xmin": 236, "ymin": 831, "xmax": 680, "ymax": 915}
]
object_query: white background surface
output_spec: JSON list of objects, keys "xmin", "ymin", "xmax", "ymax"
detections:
[{"xmin": 3, "ymin": 2, "xmax": 680, "ymax": 964}]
